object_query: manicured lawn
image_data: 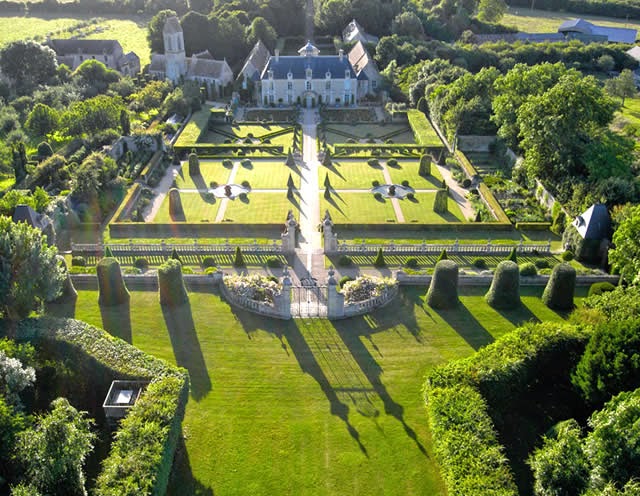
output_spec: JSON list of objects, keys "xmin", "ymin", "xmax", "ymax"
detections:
[
  {"xmin": 72, "ymin": 285, "xmax": 577, "ymax": 495},
  {"xmin": 222, "ymin": 193, "xmax": 296, "ymax": 223},
  {"xmin": 174, "ymin": 161, "xmax": 232, "ymax": 189},
  {"xmin": 233, "ymin": 160, "xmax": 299, "ymax": 189},
  {"xmin": 153, "ymin": 192, "xmax": 221, "ymax": 223},
  {"xmin": 205, "ymin": 124, "xmax": 295, "ymax": 148},
  {"xmin": 324, "ymin": 124, "xmax": 415, "ymax": 145},
  {"xmin": 502, "ymin": 7, "xmax": 640, "ymax": 33},
  {"xmin": 0, "ymin": 14, "xmax": 151, "ymax": 66},
  {"xmin": 400, "ymin": 193, "xmax": 466, "ymax": 223},
  {"xmin": 617, "ymin": 97, "xmax": 640, "ymax": 127},
  {"xmin": 321, "ymin": 160, "xmax": 386, "ymax": 189},
  {"xmin": 386, "ymin": 160, "xmax": 444, "ymax": 188},
  {"xmin": 320, "ymin": 192, "xmax": 397, "ymax": 223}
]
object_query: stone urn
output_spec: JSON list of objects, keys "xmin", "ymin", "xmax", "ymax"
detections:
[
  {"xmin": 224, "ymin": 184, "xmax": 232, "ymax": 197},
  {"xmin": 388, "ymin": 185, "xmax": 396, "ymax": 196}
]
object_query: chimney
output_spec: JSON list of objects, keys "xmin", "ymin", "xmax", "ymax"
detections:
[
  {"xmin": 275, "ymin": 49, "xmax": 280, "ymax": 62},
  {"xmin": 339, "ymin": 49, "xmax": 344, "ymax": 61}
]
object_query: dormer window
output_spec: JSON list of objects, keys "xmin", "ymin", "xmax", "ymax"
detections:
[
  {"xmin": 306, "ymin": 68, "xmax": 312, "ymax": 80},
  {"xmin": 268, "ymin": 70, "xmax": 274, "ymax": 80},
  {"xmin": 345, "ymin": 70, "xmax": 350, "ymax": 79},
  {"xmin": 326, "ymin": 71, "xmax": 331, "ymax": 79},
  {"xmin": 287, "ymin": 71, "xmax": 293, "ymax": 80}
]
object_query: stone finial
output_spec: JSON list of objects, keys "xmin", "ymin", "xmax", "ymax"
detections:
[
  {"xmin": 327, "ymin": 266, "xmax": 337, "ymax": 285},
  {"xmin": 323, "ymin": 209, "xmax": 333, "ymax": 224}
]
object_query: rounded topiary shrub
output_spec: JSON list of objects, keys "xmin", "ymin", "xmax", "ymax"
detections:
[
  {"xmin": 561, "ymin": 250, "xmax": 574, "ymax": 261},
  {"xmin": 37, "ymin": 141, "xmax": 53, "ymax": 158},
  {"xmin": 405, "ymin": 257, "xmax": 418, "ymax": 269},
  {"xmin": 134, "ymin": 258, "xmax": 149, "ymax": 270},
  {"xmin": 472, "ymin": 258, "xmax": 487, "ymax": 270},
  {"xmin": 222, "ymin": 159, "xmax": 233, "ymax": 168},
  {"xmin": 337, "ymin": 255, "xmax": 352, "ymax": 267},
  {"xmin": 241, "ymin": 180, "xmax": 251, "ymax": 189},
  {"xmin": 97, "ymin": 257, "xmax": 130, "ymax": 306},
  {"xmin": 462, "ymin": 178, "xmax": 471, "ymax": 188},
  {"xmin": 401, "ymin": 180, "xmax": 410, "ymax": 187},
  {"xmin": 387, "ymin": 158, "xmax": 398, "ymax": 167},
  {"xmin": 202, "ymin": 256, "xmax": 216, "ymax": 268},
  {"xmin": 158, "ymin": 258, "xmax": 189, "ymax": 306},
  {"xmin": 372, "ymin": 180, "xmax": 380, "ymax": 187},
  {"xmin": 71, "ymin": 256, "xmax": 86, "ymax": 267},
  {"xmin": 45, "ymin": 256, "xmax": 77, "ymax": 318},
  {"xmin": 535, "ymin": 259, "xmax": 551, "ymax": 269},
  {"xmin": 519, "ymin": 262, "xmax": 537, "ymax": 277},
  {"xmin": 588, "ymin": 281, "xmax": 616, "ymax": 297},
  {"xmin": 367, "ymin": 158, "xmax": 379, "ymax": 167},
  {"xmin": 426, "ymin": 260, "xmax": 459, "ymax": 309},
  {"xmin": 419, "ymin": 154, "xmax": 431, "ymax": 177},
  {"xmin": 542, "ymin": 262, "xmax": 576, "ymax": 311},
  {"xmin": 266, "ymin": 256, "xmax": 282, "ymax": 268},
  {"xmin": 485, "ymin": 261, "xmax": 521, "ymax": 309}
]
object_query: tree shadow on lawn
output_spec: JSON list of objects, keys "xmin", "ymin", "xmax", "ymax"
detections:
[
  {"xmin": 162, "ymin": 302, "xmax": 212, "ymax": 401},
  {"xmin": 99, "ymin": 302, "xmax": 132, "ymax": 344},
  {"xmin": 167, "ymin": 434, "xmax": 215, "ymax": 496},
  {"xmin": 495, "ymin": 302, "xmax": 540, "ymax": 328},
  {"xmin": 284, "ymin": 320, "xmax": 368, "ymax": 456},
  {"xmin": 333, "ymin": 317, "xmax": 428, "ymax": 457},
  {"xmin": 325, "ymin": 161, "xmax": 346, "ymax": 181},
  {"xmin": 432, "ymin": 301, "xmax": 495, "ymax": 351}
]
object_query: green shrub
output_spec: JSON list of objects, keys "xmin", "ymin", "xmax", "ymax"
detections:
[
  {"xmin": 337, "ymin": 255, "xmax": 352, "ymax": 267},
  {"xmin": 286, "ymin": 149, "xmax": 295, "ymax": 167},
  {"xmin": 373, "ymin": 248, "xmax": 385, "ymax": 268},
  {"xmin": 266, "ymin": 256, "xmax": 282, "ymax": 268},
  {"xmin": 241, "ymin": 159, "xmax": 252, "ymax": 168},
  {"xmin": 324, "ymin": 187, "xmax": 331, "ymax": 199},
  {"xmin": 507, "ymin": 247, "xmax": 517, "ymax": 263},
  {"xmin": 551, "ymin": 203, "xmax": 566, "ymax": 235},
  {"xmin": 134, "ymin": 258, "xmax": 149, "ymax": 270},
  {"xmin": 418, "ymin": 154, "xmax": 431, "ymax": 177},
  {"xmin": 462, "ymin": 178, "xmax": 471, "ymax": 188},
  {"xmin": 71, "ymin": 256, "xmax": 86, "ymax": 267},
  {"xmin": 587, "ymin": 282, "xmax": 616, "ymax": 297},
  {"xmin": 535, "ymin": 259, "xmax": 551, "ymax": 269},
  {"xmin": 542, "ymin": 263, "xmax": 576, "ymax": 311},
  {"xmin": 324, "ymin": 173, "xmax": 331, "ymax": 188},
  {"xmin": 322, "ymin": 149, "xmax": 332, "ymax": 167},
  {"xmin": 104, "ymin": 246, "xmax": 114, "ymax": 258},
  {"xmin": 339, "ymin": 275, "xmax": 354, "ymax": 288},
  {"xmin": 562, "ymin": 250, "xmax": 574, "ymax": 261},
  {"xmin": 45, "ymin": 256, "xmax": 77, "ymax": 318},
  {"xmin": 201, "ymin": 256, "xmax": 216, "ymax": 268},
  {"xmin": 519, "ymin": 262, "xmax": 537, "ymax": 277},
  {"xmin": 433, "ymin": 189, "xmax": 448, "ymax": 214},
  {"xmin": 188, "ymin": 152, "xmax": 200, "ymax": 176},
  {"xmin": 37, "ymin": 141, "xmax": 53, "ymax": 158},
  {"xmin": 209, "ymin": 181, "xmax": 218, "ymax": 188},
  {"xmin": 437, "ymin": 249, "xmax": 448, "ymax": 262},
  {"xmin": 373, "ymin": 191, "xmax": 382, "ymax": 200},
  {"xmin": 387, "ymin": 158, "xmax": 398, "ymax": 167},
  {"xmin": 405, "ymin": 257, "xmax": 418, "ymax": 268},
  {"xmin": 97, "ymin": 258, "xmax": 129, "ymax": 307},
  {"xmin": 372, "ymin": 180, "xmax": 380, "ymax": 187},
  {"xmin": 485, "ymin": 261, "xmax": 521, "ymax": 309},
  {"xmin": 222, "ymin": 159, "xmax": 233, "ymax": 168},
  {"xmin": 367, "ymin": 158, "xmax": 379, "ymax": 167},
  {"xmin": 158, "ymin": 259, "xmax": 189, "ymax": 306},
  {"xmin": 427, "ymin": 260, "xmax": 459, "ymax": 309},
  {"xmin": 472, "ymin": 258, "xmax": 487, "ymax": 270},
  {"xmin": 233, "ymin": 246, "xmax": 245, "ymax": 267},
  {"xmin": 170, "ymin": 248, "xmax": 181, "ymax": 263},
  {"xmin": 401, "ymin": 180, "xmax": 410, "ymax": 187},
  {"xmin": 241, "ymin": 180, "xmax": 250, "ymax": 189}
]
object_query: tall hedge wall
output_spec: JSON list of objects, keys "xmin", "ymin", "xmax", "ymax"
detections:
[
  {"xmin": 424, "ymin": 322, "xmax": 590, "ymax": 495},
  {"xmin": 13, "ymin": 317, "xmax": 189, "ymax": 496}
]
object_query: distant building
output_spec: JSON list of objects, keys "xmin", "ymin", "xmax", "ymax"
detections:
[
  {"xmin": 347, "ymin": 41, "xmax": 381, "ymax": 96},
  {"xmin": 572, "ymin": 204, "xmax": 610, "ymax": 240},
  {"xmin": 342, "ymin": 19, "xmax": 379, "ymax": 46},
  {"xmin": 148, "ymin": 16, "xmax": 234, "ymax": 95},
  {"xmin": 238, "ymin": 40, "xmax": 271, "ymax": 84},
  {"xmin": 47, "ymin": 39, "xmax": 140, "ymax": 76},
  {"xmin": 12, "ymin": 204, "xmax": 55, "ymax": 245},
  {"xmin": 558, "ymin": 19, "xmax": 637, "ymax": 44},
  {"xmin": 260, "ymin": 41, "xmax": 360, "ymax": 108},
  {"xmin": 627, "ymin": 45, "xmax": 640, "ymax": 62}
]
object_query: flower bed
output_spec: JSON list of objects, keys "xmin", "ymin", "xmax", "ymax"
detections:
[
  {"xmin": 223, "ymin": 274, "xmax": 281, "ymax": 304},
  {"xmin": 484, "ymin": 175, "xmax": 550, "ymax": 223},
  {"xmin": 341, "ymin": 275, "xmax": 397, "ymax": 304}
]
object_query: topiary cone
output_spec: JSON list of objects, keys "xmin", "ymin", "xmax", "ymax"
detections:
[
  {"xmin": 543, "ymin": 262, "xmax": 576, "ymax": 311},
  {"xmin": 158, "ymin": 259, "xmax": 189, "ymax": 306},
  {"xmin": 485, "ymin": 261, "xmax": 521, "ymax": 309},
  {"xmin": 97, "ymin": 257, "xmax": 130, "ymax": 306},
  {"xmin": 427, "ymin": 260, "xmax": 459, "ymax": 309}
]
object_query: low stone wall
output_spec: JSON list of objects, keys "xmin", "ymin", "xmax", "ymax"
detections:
[
  {"xmin": 342, "ymin": 285, "xmax": 399, "ymax": 318},
  {"xmin": 395, "ymin": 271, "xmax": 619, "ymax": 287},
  {"xmin": 457, "ymin": 135, "xmax": 496, "ymax": 152}
]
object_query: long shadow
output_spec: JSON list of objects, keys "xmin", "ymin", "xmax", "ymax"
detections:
[
  {"xmin": 333, "ymin": 318, "xmax": 428, "ymax": 456},
  {"xmin": 288, "ymin": 193, "xmax": 301, "ymax": 211},
  {"xmin": 433, "ymin": 301, "xmax": 495, "ymax": 351},
  {"xmin": 325, "ymin": 194, "xmax": 345, "ymax": 216},
  {"xmin": 284, "ymin": 321, "xmax": 368, "ymax": 456},
  {"xmin": 167, "ymin": 434, "xmax": 215, "ymax": 496},
  {"xmin": 324, "ymin": 162, "xmax": 345, "ymax": 181},
  {"xmin": 99, "ymin": 302, "xmax": 132, "ymax": 343},
  {"xmin": 162, "ymin": 302, "xmax": 212, "ymax": 401},
  {"xmin": 496, "ymin": 302, "xmax": 540, "ymax": 328},
  {"xmin": 192, "ymin": 172, "xmax": 208, "ymax": 194}
]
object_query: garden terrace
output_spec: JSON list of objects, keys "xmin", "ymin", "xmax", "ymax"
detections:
[
  {"xmin": 320, "ymin": 123, "xmax": 417, "ymax": 146},
  {"xmin": 70, "ymin": 284, "xmax": 583, "ymax": 494},
  {"xmin": 407, "ymin": 110, "xmax": 443, "ymax": 147},
  {"xmin": 319, "ymin": 107, "xmax": 377, "ymax": 122},
  {"xmin": 244, "ymin": 109, "xmax": 299, "ymax": 122}
]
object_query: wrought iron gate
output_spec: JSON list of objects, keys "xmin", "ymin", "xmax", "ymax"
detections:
[{"xmin": 290, "ymin": 285, "xmax": 328, "ymax": 318}]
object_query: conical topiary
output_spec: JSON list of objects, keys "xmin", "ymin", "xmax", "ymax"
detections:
[
  {"xmin": 171, "ymin": 248, "xmax": 181, "ymax": 263},
  {"xmin": 418, "ymin": 154, "xmax": 431, "ymax": 177},
  {"xmin": 542, "ymin": 262, "xmax": 576, "ymax": 311},
  {"xmin": 286, "ymin": 149, "xmax": 295, "ymax": 167},
  {"xmin": 158, "ymin": 259, "xmax": 189, "ymax": 306},
  {"xmin": 324, "ymin": 186, "xmax": 331, "ymax": 199},
  {"xmin": 373, "ymin": 248, "xmax": 385, "ymax": 268},
  {"xmin": 97, "ymin": 257, "xmax": 130, "ymax": 307},
  {"xmin": 233, "ymin": 246, "xmax": 245, "ymax": 267},
  {"xmin": 426, "ymin": 260, "xmax": 459, "ymax": 309},
  {"xmin": 507, "ymin": 247, "xmax": 517, "ymax": 264},
  {"xmin": 323, "ymin": 148, "xmax": 332, "ymax": 167},
  {"xmin": 104, "ymin": 246, "xmax": 114, "ymax": 258},
  {"xmin": 188, "ymin": 152, "xmax": 200, "ymax": 176},
  {"xmin": 433, "ymin": 189, "xmax": 448, "ymax": 214},
  {"xmin": 485, "ymin": 261, "xmax": 521, "ymax": 309},
  {"xmin": 437, "ymin": 249, "xmax": 448, "ymax": 262}
]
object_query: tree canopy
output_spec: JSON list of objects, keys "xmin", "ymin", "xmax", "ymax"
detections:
[
  {"xmin": 609, "ymin": 204, "xmax": 640, "ymax": 285},
  {"xmin": 0, "ymin": 41, "xmax": 58, "ymax": 94}
]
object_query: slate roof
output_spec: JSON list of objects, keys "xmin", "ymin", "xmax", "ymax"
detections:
[
  {"xmin": 12, "ymin": 204, "xmax": 46, "ymax": 229},
  {"xmin": 627, "ymin": 45, "xmax": 640, "ymax": 61},
  {"xmin": 348, "ymin": 41, "xmax": 376, "ymax": 80},
  {"xmin": 163, "ymin": 16, "xmax": 183, "ymax": 35},
  {"xmin": 559, "ymin": 19, "xmax": 637, "ymax": 43},
  {"xmin": 187, "ymin": 57, "xmax": 228, "ymax": 79},
  {"xmin": 239, "ymin": 40, "xmax": 271, "ymax": 81},
  {"xmin": 48, "ymin": 39, "xmax": 121, "ymax": 55},
  {"xmin": 572, "ymin": 204, "xmax": 610, "ymax": 240},
  {"xmin": 342, "ymin": 19, "xmax": 379, "ymax": 45},
  {"xmin": 148, "ymin": 54, "xmax": 166, "ymax": 73},
  {"xmin": 262, "ymin": 54, "xmax": 356, "ymax": 80}
]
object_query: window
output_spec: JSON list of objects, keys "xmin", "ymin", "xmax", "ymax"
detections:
[
  {"xmin": 268, "ymin": 70, "xmax": 274, "ymax": 79},
  {"xmin": 372, "ymin": 80, "xmax": 377, "ymax": 89},
  {"xmin": 287, "ymin": 82, "xmax": 293, "ymax": 90},
  {"xmin": 325, "ymin": 81, "xmax": 331, "ymax": 90},
  {"xmin": 104, "ymin": 56, "xmax": 108, "ymax": 62},
  {"xmin": 287, "ymin": 72, "xmax": 293, "ymax": 79},
  {"xmin": 305, "ymin": 81, "xmax": 311, "ymax": 91},
  {"xmin": 326, "ymin": 71, "xmax": 331, "ymax": 79},
  {"xmin": 345, "ymin": 70, "xmax": 350, "ymax": 79},
  {"xmin": 306, "ymin": 68, "xmax": 312, "ymax": 79}
]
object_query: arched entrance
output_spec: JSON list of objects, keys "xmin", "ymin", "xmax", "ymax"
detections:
[{"xmin": 302, "ymin": 90, "xmax": 318, "ymax": 109}]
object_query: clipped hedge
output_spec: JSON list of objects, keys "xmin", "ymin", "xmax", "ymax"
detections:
[
  {"xmin": 157, "ymin": 259, "xmax": 189, "ymax": 306},
  {"xmin": 407, "ymin": 109, "xmax": 442, "ymax": 147},
  {"xmin": 13, "ymin": 317, "xmax": 189, "ymax": 496},
  {"xmin": 485, "ymin": 261, "xmax": 520, "ymax": 309},
  {"xmin": 424, "ymin": 322, "xmax": 590, "ymax": 496},
  {"xmin": 477, "ymin": 183, "xmax": 511, "ymax": 224},
  {"xmin": 543, "ymin": 263, "xmax": 576, "ymax": 311},
  {"xmin": 427, "ymin": 260, "xmax": 459, "ymax": 309},
  {"xmin": 97, "ymin": 258, "xmax": 130, "ymax": 306},
  {"xmin": 515, "ymin": 222, "xmax": 552, "ymax": 231}
]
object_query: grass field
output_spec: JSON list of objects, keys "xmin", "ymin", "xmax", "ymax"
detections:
[
  {"xmin": 321, "ymin": 161, "xmax": 386, "ymax": 189},
  {"xmin": 0, "ymin": 14, "xmax": 151, "ymax": 66},
  {"xmin": 400, "ymin": 193, "xmax": 466, "ymax": 223},
  {"xmin": 617, "ymin": 97, "xmax": 640, "ymax": 126},
  {"xmin": 222, "ymin": 193, "xmax": 297, "ymax": 223},
  {"xmin": 153, "ymin": 192, "xmax": 221, "ymax": 223},
  {"xmin": 321, "ymin": 192, "xmax": 398, "ymax": 223},
  {"xmin": 233, "ymin": 160, "xmax": 300, "ymax": 189},
  {"xmin": 386, "ymin": 160, "xmax": 444, "ymax": 188},
  {"xmin": 72, "ymin": 286, "xmax": 580, "ymax": 495},
  {"xmin": 503, "ymin": 6, "xmax": 640, "ymax": 34},
  {"xmin": 205, "ymin": 124, "xmax": 295, "ymax": 148},
  {"xmin": 174, "ymin": 161, "xmax": 233, "ymax": 189},
  {"xmin": 324, "ymin": 124, "xmax": 415, "ymax": 146}
]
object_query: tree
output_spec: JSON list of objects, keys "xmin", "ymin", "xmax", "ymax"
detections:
[
  {"xmin": 0, "ymin": 351, "xmax": 35, "ymax": 408},
  {"xmin": 392, "ymin": 12, "xmax": 426, "ymax": 39},
  {"xmin": 246, "ymin": 17, "xmax": 278, "ymax": 51},
  {"xmin": 15, "ymin": 398, "xmax": 95, "ymax": 496},
  {"xmin": 188, "ymin": 0, "xmax": 212, "ymax": 14},
  {"xmin": 0, "ymin": 41, "xmax": 57, "ymax": 93},
  {"xmin": 477, "ymin": 0, "xmax": 507, "ymax": 22},
  {"xmin": 61, "ymin": 95, "xmax": 125, "ymax": 136},
  {"xmin": 233, "ymin": 246, "xmax": 245, "ymax": 267},
  {"xmin": 528, "ymin": 419, "xmax": 589, "ymax": 496},
  {"xmin": 71, "ymin": 59, "xmax": 119, "ymax": 93},
  {"xmin": 0, "ymin": 216, "xmax": 64, "ymax": 322},
  {"xmin": 609, "ymin": 204, "xmax": 640, "ymax": 285},
  {"xmin": 11, "ymin": 142, "xmax": 28, "ymax": 184},
  {"xmin": 314, "ymin": 0, "xmax": 352, "ymax": 35},
  {"xmin": 604, "ymin": 69, "xmax": 637, "ymax": 105},
  {"xmin": 119, "ymin": 109, "xmax": 130, "ymax": 136},
  {"xmin": 181, "ymin": 11, "xmax": 212, "ymax": 56},
  {"xmin": 373, "ymin": 248, "xmax": 386, "ymax": 267},
  {"xmin": 25, "ymin": 104, "xmax": 59, "ymax": 137},
  {"xmin": 147, "ymin": 9, "xmax": 177, "ymax": 53}
]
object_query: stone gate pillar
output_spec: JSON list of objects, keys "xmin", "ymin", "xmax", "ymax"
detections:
[
  {"xmin": 323, "ymin": 210, "xmax": 338, "ymax": 253},
  {"xmin": 326, "ymin": 268, "xmax": 345, "ymax": 320},
  {"xmin": 279, "ymin": 266, "xmax": 292, "ymax": 319},
  {"xmin": 281, "ymin": 210, "xmax": 298, "ymax": 253}
]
